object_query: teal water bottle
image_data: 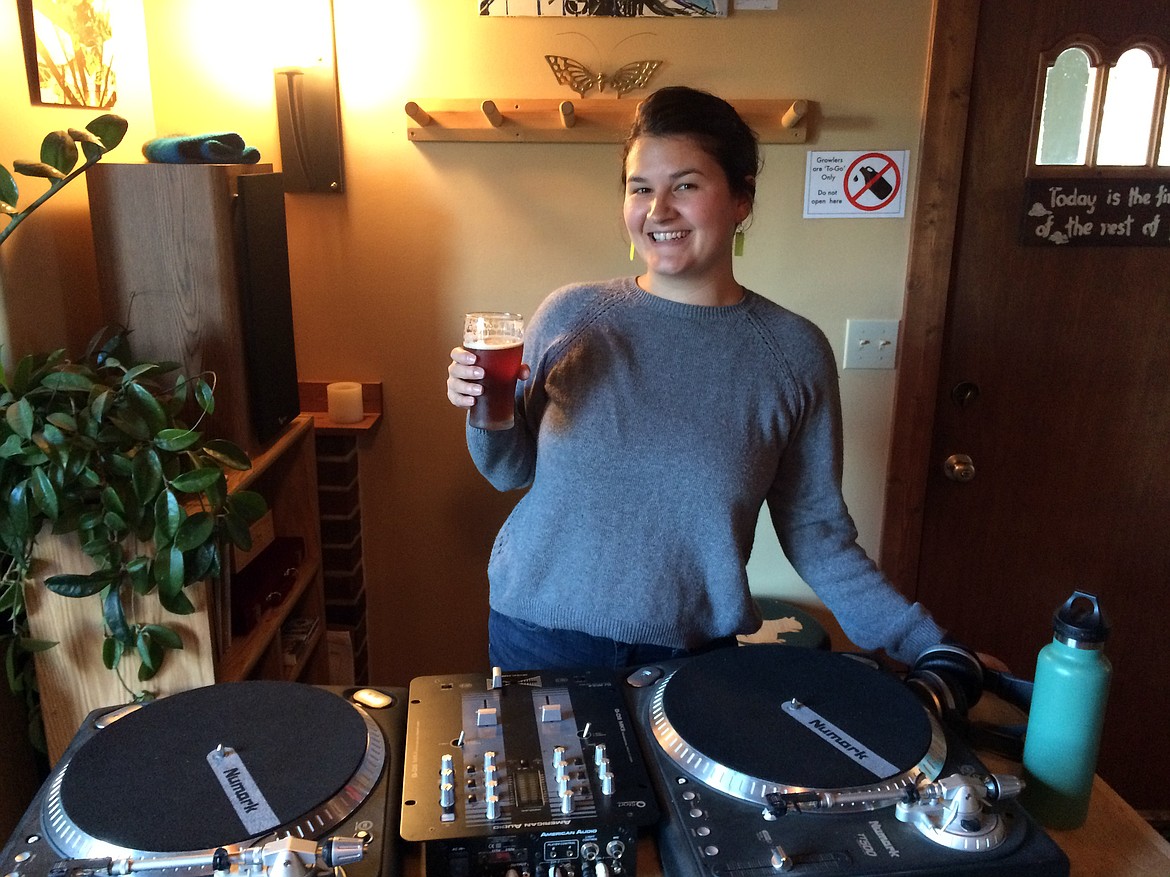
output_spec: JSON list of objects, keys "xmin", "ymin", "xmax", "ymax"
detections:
[{"xmin": 1021, "ymin": 590, "xmax": 1111, "ymax": 829}]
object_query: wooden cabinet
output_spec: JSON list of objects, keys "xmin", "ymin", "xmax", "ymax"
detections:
[{"xmin": 216, "ymin": 416, "xmax": 329, "ymax": 684}]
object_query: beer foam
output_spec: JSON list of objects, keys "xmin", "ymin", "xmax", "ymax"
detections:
[{"xmin": 465, "ymin": 335, "xmax": 522, "ymax": 350}]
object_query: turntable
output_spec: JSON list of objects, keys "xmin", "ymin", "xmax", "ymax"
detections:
[
  {"xmin": 0, "ymin": 681, "xmax": 407, "ymax": 877},
  {"xmin": 622, "ymin": 645, "xmax": 1071, "ymax": 877}
]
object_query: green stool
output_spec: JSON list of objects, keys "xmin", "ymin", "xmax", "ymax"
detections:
[{"xmin": 737, "ymin": 597, "xmax": 830, "ymax": 650}]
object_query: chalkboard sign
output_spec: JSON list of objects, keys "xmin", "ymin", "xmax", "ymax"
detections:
[{"xmin": 1022, "ymin": 178, "xmax": 1170, "ymax": 247}]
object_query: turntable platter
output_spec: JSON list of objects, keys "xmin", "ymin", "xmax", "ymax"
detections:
[
  {"xmin": 650, "ymin": 646, "xmax": 946, "ymax": 803},
  {"xmin": 47, "ymin": 681, "xmax": 383, "ymax": 857}
]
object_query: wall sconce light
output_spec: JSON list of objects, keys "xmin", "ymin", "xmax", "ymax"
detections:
[{"xmin": 274, "ymin": 1, "xmax": 343, "ymax": 193}]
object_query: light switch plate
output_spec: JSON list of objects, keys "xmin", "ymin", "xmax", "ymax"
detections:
[{"xmin": 843, "ymin": 319, "xmax": 899, "ymax": 369}]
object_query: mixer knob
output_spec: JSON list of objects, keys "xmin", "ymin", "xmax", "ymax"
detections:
[
  {"xmin": 440, "ymin": 783, "xmax": 455, "ymax": 809},
  {"xmin": 485, "ymin": 794, "xmax": 500, "ymax": 820},
  {"xmin": 594, "ymin": 744, "xmax": 607, "ymax": 766},
  {"xmin": 477, "ymin": 707, "xmax": 498, "ymax": 727},
  {"xmin": 541, "ymin": 703, "xmax": 563, "ymax": 722},
  {"xmin": 490, "ymin": 666, "xmax": 503, "ymax": 689},
  {"xmin": 555, "ymin": 760, "xmax": 569, "ymax": 781},
  {"xmin": 441, "ymin": 754, "xmax": 453, "ymax": 773},
  {"xmin": 600, "ymin": 772, "xmax": 615, "ymax": 796},
  {"xmin": 560, "ymin": 790, "xmax": 574, "ymax": 814},
  {"xmin": 557, "ymin": 775, "xmax": 570, "ymax": 797},
  {"xmin": 484, "ymin": 751, "xmax": 497, "ymax": 769}
]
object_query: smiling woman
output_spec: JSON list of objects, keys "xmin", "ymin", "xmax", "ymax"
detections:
[{"xmin": 444, "ymin": 86, "xmax": 946, "ymax": 674}]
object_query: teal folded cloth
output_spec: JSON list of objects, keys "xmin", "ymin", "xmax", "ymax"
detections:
[{"xmin": 142, "ymin": 133, "xmax": 261, "ymax": 164}]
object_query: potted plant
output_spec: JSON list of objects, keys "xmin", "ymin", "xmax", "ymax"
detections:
[
  {"xmin": 2, "ymin": 117, "xmax": 265, "ymax": 748},
  {"xmin": 0, "ymin": 326, "xmax": 266, "ymax": 748}
]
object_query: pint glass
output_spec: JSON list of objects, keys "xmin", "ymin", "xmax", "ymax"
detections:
[{"xmin": 463, "ymin": 312, "xmax": 524, "ymax": 430}]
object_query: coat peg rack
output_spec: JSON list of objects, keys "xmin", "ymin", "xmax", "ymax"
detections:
[{"xmin": 404, "ymin": 98, "xmax": 815, "ymax": 144}]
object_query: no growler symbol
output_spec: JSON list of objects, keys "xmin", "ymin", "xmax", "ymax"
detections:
[{"xmin": 845, "ymin": 153, "xmax": 901, "ymax": 212}]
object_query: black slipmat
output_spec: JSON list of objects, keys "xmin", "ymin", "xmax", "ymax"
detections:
[
  {"xmin": 658, "ymin": 645, "xmax": 933, "ymax": 791},
  {"xmin": 1, "ymin": 682, "xmax": 408, "ymax": 877},
  {"xmin": 62, "ymin": 682, "xmax": 368, "ymax": 851},
  {"xmin": 624, "ymin": 645, "xmax": 1071, "ymax": 877}
]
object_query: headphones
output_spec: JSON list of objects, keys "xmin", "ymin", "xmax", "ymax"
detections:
[{"xmin": 904, "ymin": 641, "xmax": 1035, "ymax": 760}]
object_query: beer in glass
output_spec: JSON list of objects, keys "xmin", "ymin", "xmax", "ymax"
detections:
[{"xmin": 463, "ymin": 312, "xmax": 524, "ymax": 430}]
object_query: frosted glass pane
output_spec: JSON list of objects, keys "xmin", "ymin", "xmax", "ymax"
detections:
[
  {"xmin": 1098, "ymin": 48, "xmax": 1158, "ymax": 165},
  {"xmin": 1037, "ymin": 48, "xmax": 1095, "ymax": 165}
]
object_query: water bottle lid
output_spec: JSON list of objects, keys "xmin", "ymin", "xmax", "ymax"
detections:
[{"xmin": 1053, "ymin": 590, "xmax": 1110, "ymax": 645}]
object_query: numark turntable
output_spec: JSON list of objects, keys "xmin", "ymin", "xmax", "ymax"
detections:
[
  {"xmin": 622, "ymin": 645, "xmax": 1070, "ymax": 877},
  {"xmin": 0, "ymin": 682, "xmax": 407, "ymax": 877}
]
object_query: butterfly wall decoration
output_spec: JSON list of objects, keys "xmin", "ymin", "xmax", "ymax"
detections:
[{"xmin": 544, "ymin": 56, "xmax": 663, "ymax": 98}]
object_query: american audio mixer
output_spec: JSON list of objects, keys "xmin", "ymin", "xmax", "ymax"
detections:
[{"xmin": 400, "ymin": 667, "xmax": 660, "ymax": 877}]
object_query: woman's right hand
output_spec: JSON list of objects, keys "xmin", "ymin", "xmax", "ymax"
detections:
[{"xmin": 447, "ymin": 346, "xmax": 483, "ymax": 410}]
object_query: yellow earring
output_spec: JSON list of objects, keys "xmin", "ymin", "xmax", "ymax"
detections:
[
  {"xmin": 629, "ymin": 240, "xmax": 636, "ymax": 261},
  {"xmin": 734, "ymin": 229, "xmax": 745, "ymax": 257}
]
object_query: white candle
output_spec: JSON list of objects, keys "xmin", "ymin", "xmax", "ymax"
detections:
[{"xmin": 326, "ymin": 382, "xmax": 363, "ymax": 424}]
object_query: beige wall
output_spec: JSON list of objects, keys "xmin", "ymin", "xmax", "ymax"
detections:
[{"xmin": 1, "ymin": 0, "xmax": 932, "ymax": 686}]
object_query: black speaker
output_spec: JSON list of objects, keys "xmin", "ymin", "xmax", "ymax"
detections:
[{"xmin": 234, "ymin": 173, "xmax": 301, "ymax": 446}]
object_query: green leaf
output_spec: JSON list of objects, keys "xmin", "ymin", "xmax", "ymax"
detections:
[
  {"xmin": 227, "ymin": 489, "xmax": 267, "ymax": 523},
  {"xmin": 12, "ymin": 160, "xmax": 65, "ymax": 181},
  {"xmin": 40, "ymin": 131, "xmax": 79, "ymax": 175},
  {"xmin": 153, "ymin": 544, "xmax": 185, "ymax": 597},
  {"xmin": 87, "ymin": 114, "xmax": 128, "ymax": 151},
  {"xmin": 45, "ymin": 570, "xmax": 120, "ymax": 598},
  {"xmin": 154, "ymin": 490, "xmax": 181, "ymax": 540},
  {"xmin": 102, "ymin": 635, "xmax": 123, "ymax": 670},
  {"xmin": 175, "ymin": 511, "xmax": 214, "ymax": 552},
  {"xmin": 154, "ymin": 428, "xmax": 201, "ymax": 453},
  {"xmin": 157, "ymin": 586, "xmax": 195, "ymax": 615},
  {"xmin": 29, "ymin": 467, "xmax": 59, "ymax": 520},
  {"xmin": 223, "ymin": 511, "xmax": 253, "ymax": 551},
  {"xmin": 42, "ymin": 371, "xmax": 96, "ymax": 393},
  {"xmin": 121, "ymin": 363, "xmax": 158, "ymax": 384},
  {"xmin": 46, "ymin": 411, "xmax": 79, "ymax": 432},
  {"xmin": 0, "ymin": 434, "xmax": 25, "ymax": 459},
  {"xmin": 102, "ymin": 586, "xmax": 132, "ymax": 643},
  {"xmin": 0, "ymin": 164, "xmax": 17, "ymax": 211},
  {"xmin": 132, "ymin": 447, "xmax": 164, "ymax": 505},
  {"xmin": 194, "ymin": 377, "xmax": 215, "ymax": 415},
  {"xmin": 7, "ymin": 481, "xmax": 31, "ymax": 535},
  {"xmin": 20, "ymin": 637, "xmax": 57, "ymax": 653},
  {"xmin": 6, "ymin": 397, "xmax": 34, "ymax": 439},
  {"xmin": 126, "ymin": 555, "xmax": 152, "ymax": 595},
  {"xmin": 170, "ymin": 467, "xmax": 222, "ymax": 494},
  {"xmin": 136, "ymin": 629, "xmax": 162, "ymax": 680},
  {"xmin": 202, "ymin": 439, "xmax": 252, "ymax": 471},
  {"xmin": 142, "ymin": 623, "xmax": 183, "ymax": 650},
  {"xmin": 185, "ymin": 541, "xmax": 219, "ymax": 584}
]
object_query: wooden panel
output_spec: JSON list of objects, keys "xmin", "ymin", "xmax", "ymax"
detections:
[
  {"xmin": 25, "ymin": 537, "xmax": 215, "ymax": 765},
  {"xmin": 86, "ymin": 162, "xmax": 271, "ymax": 456}
]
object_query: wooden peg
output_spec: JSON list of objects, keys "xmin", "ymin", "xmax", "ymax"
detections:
[
  {"xmin": 404, "ymin": 101, "xmax": 432, "ymax": 126},
  {"xmin": 481, "ymin": 100, "xmax": 504, "ymax": 127},
  {"xmin": 559, "ymin": 100, "xmax": 576, "ymax": 128},
  {"xmin": 781, "ymin": 99, "xmax": 808, "ymax": 129}
]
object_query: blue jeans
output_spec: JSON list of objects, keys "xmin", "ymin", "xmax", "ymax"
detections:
[{"xmin": 488, "ymin": 609, "xmax": 736, "ymax": 671}]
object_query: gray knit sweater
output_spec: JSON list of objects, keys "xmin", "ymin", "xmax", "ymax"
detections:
[{"xmin": 466, "ymin": 277, "xmax": 943, "ymax": 664}]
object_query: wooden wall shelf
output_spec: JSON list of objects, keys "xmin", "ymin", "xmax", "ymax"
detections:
[{"xmin": 405, "ymin": 98, "xmax": 812, "ymax": 144}]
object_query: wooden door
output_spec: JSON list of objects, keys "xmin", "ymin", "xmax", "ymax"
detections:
[{"xmin": 885, "ymin": 0, "xmax": 1170, "ymax": 812}]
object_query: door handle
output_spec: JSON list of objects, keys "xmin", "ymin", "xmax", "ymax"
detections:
[{"xmin": 944, "ymin": 453, "xmax": 976, "ymax": 482}]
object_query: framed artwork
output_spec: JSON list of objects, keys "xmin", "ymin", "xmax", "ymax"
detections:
[
  {"xmin": 18, "ymin": 0, "xmax": 119, "ymax": 107},
  {"xmin": 480, "ymin": 1, "xmax": 727, "ymax": 17}
]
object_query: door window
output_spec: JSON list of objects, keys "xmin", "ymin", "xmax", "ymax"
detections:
[{"xmin": 1032, "ymin": 37, "xmax": 1169, "ymax": 173}]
